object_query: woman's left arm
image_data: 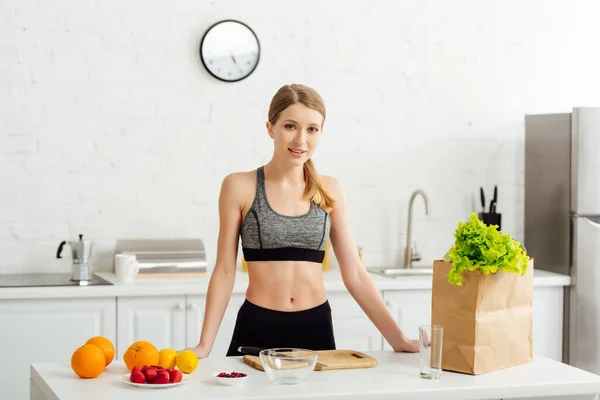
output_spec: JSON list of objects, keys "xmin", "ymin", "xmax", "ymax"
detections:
[{"xmin": 324, "ymin": 176, "xmax": 419, "ymax": 353}]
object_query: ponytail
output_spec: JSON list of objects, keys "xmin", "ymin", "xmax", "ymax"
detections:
[{"xmin": 303, "ymin": 158, "xmax": 335, "ymax": 211}]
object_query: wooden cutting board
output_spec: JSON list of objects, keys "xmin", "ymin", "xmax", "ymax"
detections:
[{"xmin": 242, "ymin": 349, "xmax": 378, "ymax": 372}]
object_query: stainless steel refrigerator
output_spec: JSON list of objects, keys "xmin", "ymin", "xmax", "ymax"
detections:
[{"xmin": 525, "ymin": 107, "xmax": 600, "ymax": 374}]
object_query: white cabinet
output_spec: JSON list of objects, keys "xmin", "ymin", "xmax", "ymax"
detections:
[
  {"xmin": 329, "ymin": 292, "xmax": 383, "ymax": 351},
  {"xmin": 382, "ymin": 290, "xmax": 432, "ymax": 350},
  {"xmin": 533, "ymin": 286, "xmax": 564, "ymax": 362},
  {"xmin": 185, "ymin": 296, "xmax": 204, "ymax": 350},
  {"xmin": 116, "ymin": 294, "xmax": 247, "ymax": 358},
  {"xmin": 186, "ymin": 294, "xmax": 246, "ymax": 357},
  {"xmin": 0, "ymin": 297, "xmax": 115, "ymax": 400},
  {"xmin": 187, "ymin": 293, "xmax": 383, "ymax": 355},
  {"xmin": 186, "ymin": 291, "xmax": 385, "ymax": 354},
  {"xmin": 189, "ymin": 293, "xmax": 384, "ymax": 354},
  {"xmin": 116, "ymin": 295, "xmax": 186, "ymax": 357}
]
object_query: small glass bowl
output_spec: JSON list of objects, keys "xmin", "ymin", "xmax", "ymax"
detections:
[{"xmin": 259, "ymin": 348, "xmax": 318, "ymax": 385}]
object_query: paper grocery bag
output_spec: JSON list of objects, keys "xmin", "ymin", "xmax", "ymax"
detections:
[{"xmin": 431, "ymin": 258, "xmax": 534, "ymax": 375}]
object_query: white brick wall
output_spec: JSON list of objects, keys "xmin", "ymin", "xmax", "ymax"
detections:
[{"xmin": 1, "ymin": 0, "xmax": 600, "ymax": 274}]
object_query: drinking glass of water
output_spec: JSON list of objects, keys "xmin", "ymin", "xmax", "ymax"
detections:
[{"xmin": 419, "ymin": 325, "xmax": 443, "ymax": 379}]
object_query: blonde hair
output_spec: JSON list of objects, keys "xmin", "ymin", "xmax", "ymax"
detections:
[{"xmin": 268, "ymin": 84, "xmax": 335, "ymax": 211}]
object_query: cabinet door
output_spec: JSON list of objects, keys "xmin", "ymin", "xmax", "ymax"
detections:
[
  {"xmin": 533, "ymin": 286, "xmax": 564, "ymax": 361},
  {"xmin": 0, "ymin": 297, "xmax": 116, "ymax": 400},
  {"xmin": 186, "ymin": 294, "xmax": 246, "ymax": 357},
  {"xmin": 328, "ymin": 292, "xmax": 382, "ymax": 351},
  {"xmin": 185, "ymin": 294, "xmax": 204, "ymax": 351},
  {"xmin": 382, "ymin": 290, "xmax": 431, "ymax": 350},
  {"xmin": 116, "ymin": 296, "xmax": 186, "ymax": 357}
]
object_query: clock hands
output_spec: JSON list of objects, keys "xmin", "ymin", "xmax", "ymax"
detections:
[{"xmin": 230, "ymin": 54, "xmax": 238, "ymax": 65}]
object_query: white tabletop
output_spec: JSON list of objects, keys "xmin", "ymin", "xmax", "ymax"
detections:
[{"xmin": 31, "ymin": 351, "xmax": 600, "ymax": 400}]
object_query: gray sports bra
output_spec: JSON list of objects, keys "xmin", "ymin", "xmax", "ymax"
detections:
[{"xmin": 240, "ymin": 166, "xmax": 331, "ymax": 263}]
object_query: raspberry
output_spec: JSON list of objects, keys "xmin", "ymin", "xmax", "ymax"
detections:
[{"xmin": 217, "ymin": 371, "xmax": 247, "ymax": 378}]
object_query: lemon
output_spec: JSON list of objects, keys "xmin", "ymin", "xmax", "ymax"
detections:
[
  {"xmin": 158, "ymin": 348, "xmax": 178, "ymax": 369},
  {"xmin": 176, "ymin": 350, "xmax": 199, "ymax": 374}
]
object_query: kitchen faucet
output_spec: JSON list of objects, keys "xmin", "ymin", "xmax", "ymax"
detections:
[{"xmin": 403, "ymin": 190, "xmax": 431, "ymax": 268}]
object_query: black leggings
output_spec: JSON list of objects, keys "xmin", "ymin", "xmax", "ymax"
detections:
[{"xmin": 226, "ymin": 299, "xmax": 337, "ymax": 357}]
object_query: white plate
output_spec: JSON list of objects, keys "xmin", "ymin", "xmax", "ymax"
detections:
[
  {"xmin": 119, "ymin": 373, "xmax": 192, "ymax": 389},
  {"xmin": 212, "ymin": 372, "xmax": 249, "ymax": 386}
]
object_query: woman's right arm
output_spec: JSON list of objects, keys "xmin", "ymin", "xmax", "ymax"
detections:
[{"xmin": 189, "ymin": 174, "xmax": 242, "ymax": 358}]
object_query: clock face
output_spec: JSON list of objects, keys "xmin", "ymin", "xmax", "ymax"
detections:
[{"xmin": 200, "ymin": 20, "xmax": 260, "ymax": 82}]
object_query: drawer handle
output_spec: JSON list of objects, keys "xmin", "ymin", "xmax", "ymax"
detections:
[
  {"xmin": 187, "ymin": 303, "xmax": 198, "ymax": 311},
  {"xmin": 176, "ymin": 302, "xmax": 184, "ymax": 310}
]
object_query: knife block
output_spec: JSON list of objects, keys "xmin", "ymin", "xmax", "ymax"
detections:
[{"xmin": 478, "ymin": 212, "xmax": 501, "ymax": 230}]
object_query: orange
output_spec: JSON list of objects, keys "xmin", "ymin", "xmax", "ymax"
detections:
[
  {"xmin": 71, "ymin": 344, "xmax": 105, "ymax": 379},
  {"xmin": 176, "ymin": 350, "xmax": 198, "ymax": 374},
  {"xmin": 85, "ymin": 336, "xmax": 115, "ymax": 367},
  {"xmin": 123, "ymin": 341, "xmax": 159, "ymax": 371}
]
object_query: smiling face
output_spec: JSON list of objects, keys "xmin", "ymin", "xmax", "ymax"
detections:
[{"xmin": 267, "ymin": 103, "xmax": 324, "ymax": 167}]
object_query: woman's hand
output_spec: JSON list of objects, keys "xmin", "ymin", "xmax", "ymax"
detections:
[
  {"xmin": 186, "ymin": 343, "xmax": 210, "ymax": 359},
  {"xmin": 393, "ymin": 337, "xmax": 419, "ymax": 353}
]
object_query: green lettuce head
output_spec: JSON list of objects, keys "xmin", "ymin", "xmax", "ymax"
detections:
[{"xmin": 443, "ymin": 213, "xmax": 529, "ymax": 286}]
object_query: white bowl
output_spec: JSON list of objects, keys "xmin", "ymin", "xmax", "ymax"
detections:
[{"xmin": 212, "ymin": 372, "xmax": 249, "ymax": 386}]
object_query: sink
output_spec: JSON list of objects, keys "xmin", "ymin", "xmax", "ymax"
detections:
[{"xmin": 367, "ymin": 267, "xmax": 433, "ymax": 278}]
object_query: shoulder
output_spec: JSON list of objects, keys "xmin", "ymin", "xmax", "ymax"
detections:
[
  {"xmin": 222, "ymin": 170, "xmax": 256, "ymax": 188},
  {"xmin": 320, "ymin": 175, "xmax": 344, "ymax": 197},
  {"xmin": 320, "ymin": 175, "xmax": 348, "ymax": 213},
  {"xmin": 319, "ymin": 175, "xmax": 347, "ymax": 217},
  {"xmin": 219, "ymin": 169, "xmax": 258, "ymax": 202}
]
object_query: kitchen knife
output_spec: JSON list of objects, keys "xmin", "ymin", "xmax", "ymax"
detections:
[
  {"xmin": 237, "ymin": 346, "xmax": 330, "ymax": 368},
  {"xmin": 489, "ymin": 185, "xmax": 498, "ymax": 213},
  {"xmin": 480, "ymin": 187, "xmax": 485, "ymax": 213}
]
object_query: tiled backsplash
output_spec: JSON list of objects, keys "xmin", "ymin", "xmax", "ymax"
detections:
[{"xmin": 1, "ymin": 0, "xmax": 600, "ymax": 273}]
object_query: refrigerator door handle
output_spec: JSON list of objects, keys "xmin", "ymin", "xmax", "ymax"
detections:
[
  {"xmin": 586, "ymin": 217, "xmax": 600, "ymax": 227},
  {"xmin": 571, "ymin": 212, "xmax": 600, "ymax": 219},
  {"xmin": 572, "ymin": 213, "xmax": 600, "ymax": 227}
]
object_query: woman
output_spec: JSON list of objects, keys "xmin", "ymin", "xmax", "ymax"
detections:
[{"xmin": 190, "ymin": 84, "xmax": 419, "ymax": 358}]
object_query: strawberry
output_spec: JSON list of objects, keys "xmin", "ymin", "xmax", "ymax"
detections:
[
  {"xmin": 151, "ymin": 370, "xmax": 170, "ymax": 384},
  {"xmin": 141, "ymin": 365, "xmax": 151, "ymax": 374},
  {"xmin": 130, "ymin": 371, "xmax": 146, "ymax": 384},
  {"xmin": 144, "ymin": 367, "xmax": 158, "ymax": 382},
  {"xmin": 169, "ymin": 369, "xmax": 183, "ymax": 383}
]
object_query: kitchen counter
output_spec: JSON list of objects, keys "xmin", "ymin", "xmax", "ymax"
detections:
[
  {"xmin": 30, "ymin": 351, "xmax": 600, "ymax": 400},
  {"xmin": 0, "ymin": 268, "xmax": 570, "ymax": 300}
]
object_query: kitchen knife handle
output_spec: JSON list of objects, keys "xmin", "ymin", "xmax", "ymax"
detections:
[
  {"xmin": 489, "ymin": 186, "xmax": 498, "ymax": 213},
  {"xmin": 237, "ymin": 346, "xmax": 264, "ymax": 356},
  {"xmin": 480, "ymin": 187, "xmax": 485, "ymax": 210}
]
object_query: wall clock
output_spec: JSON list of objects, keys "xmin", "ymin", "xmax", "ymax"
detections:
[{"xmin": 199, "ymin": 20, "xmax": 260, "ymax": 82}]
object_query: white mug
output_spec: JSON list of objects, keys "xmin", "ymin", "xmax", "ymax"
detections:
[{"xmin": 114, "ymin": 253, "xmax": 139, "ymax": 283}]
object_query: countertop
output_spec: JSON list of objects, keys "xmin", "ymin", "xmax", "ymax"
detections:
[
  {"xmin": 0, "ymin": 268, "xmax": 571, "ymax": 300},
  {"xmin": 30, "ymin": 351, "xmax": 600, "ymax": 400}
]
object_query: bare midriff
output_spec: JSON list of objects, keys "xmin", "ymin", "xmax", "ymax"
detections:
[{"xmin": 245, "ymin": 261, "xmax": 328, "ymax": 312}]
